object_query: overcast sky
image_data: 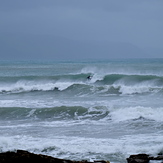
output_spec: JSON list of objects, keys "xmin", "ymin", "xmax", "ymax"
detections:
[{"xmin": 0, "ymin": 0, "xmax": 163, "ymax": 61}]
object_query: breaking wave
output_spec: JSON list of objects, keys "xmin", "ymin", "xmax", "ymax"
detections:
[{"xmin": 0, "ymin": 73, "xmax": 163, "ymax": 95}]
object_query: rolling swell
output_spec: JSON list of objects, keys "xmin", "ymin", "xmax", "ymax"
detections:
[
  {"xmin": 0, "ymin": 105, "xmax": 162, "ymax": 123},
  {"xmin": 96, "ymin": 74, "xmax": 163, "ymax": 85},
  {"xmin": 0, "ymin": 106, "xmax": 110, "ymax": 121}
]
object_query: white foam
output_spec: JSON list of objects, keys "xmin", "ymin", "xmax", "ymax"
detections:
[
  {"xmin": 0, "ymin": 99, "xmax": 57, "ymax": 108},
  {"xmin": 113, "ymin": 79, "xmax": 162, "ymax": 95},
  {"xmin": 0, "ymin": 80, "xmax": 57, "ymax": 93},
  {"xmin": 0, "ymin": 98, "xmax": 97, "ymax": 109},
  {"xmin": 0, "ymin": 79, "xmax": 89, "ymax": 93},
  {"xmin": 54, "ymin": 81, "xmax": 87, "ymax": 91},
  {"xmin": 110, "ymin": 106, "xmax": 163, "ymax": 122},
  {"xmin": 80, "ymin": 66, "xmax": 107, "ymax": 83},
  {"xmin": 0, "ymin": 134, "xmax": 163, "ymax": 161}
]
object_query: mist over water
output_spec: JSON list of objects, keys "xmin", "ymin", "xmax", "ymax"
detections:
[{"xmin": 0, "ymin": 59, "xmax": 163, "ymax": 163}]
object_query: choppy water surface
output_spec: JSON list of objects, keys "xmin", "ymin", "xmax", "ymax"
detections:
[{"xmin": 0, "ymin": 59, "xmax": 163, "ymax": 163}]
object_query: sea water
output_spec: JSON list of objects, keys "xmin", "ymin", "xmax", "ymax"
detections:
[{"xmin": 0, "ymin": 59, "xmax": 163, "ymax": 163}]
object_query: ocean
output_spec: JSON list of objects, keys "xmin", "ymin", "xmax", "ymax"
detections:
[{"xmin": 0, "ymin": 59, "xmax": 163, "ymax": 163}]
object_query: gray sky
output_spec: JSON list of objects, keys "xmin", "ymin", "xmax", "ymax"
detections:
[{"xmin": 0, "ymin": 0, "xmax": 163, "ymax": 61}]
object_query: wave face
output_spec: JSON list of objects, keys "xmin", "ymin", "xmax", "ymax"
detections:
[{"xmin": 0, "ymin": 59, "xmax": 163, "ymax": 162}]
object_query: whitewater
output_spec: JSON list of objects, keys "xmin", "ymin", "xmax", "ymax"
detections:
[{"xmin": 0, "ymin": 59, "xmax": 163, "ymax": 163}]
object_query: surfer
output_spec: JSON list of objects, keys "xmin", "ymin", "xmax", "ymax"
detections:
[{"xmin": 87, "ymin": 75, "xmax": 92, "ymax": 80}]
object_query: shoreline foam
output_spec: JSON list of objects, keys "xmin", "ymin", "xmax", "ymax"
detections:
[{"xmin": 0, "ymin": 150, "xmax": 163, "ymax": 163}]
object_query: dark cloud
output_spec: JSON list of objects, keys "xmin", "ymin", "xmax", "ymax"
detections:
[{"xmin": 0, "ymin": 0, "xmax": 163, "ymax": 60}]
